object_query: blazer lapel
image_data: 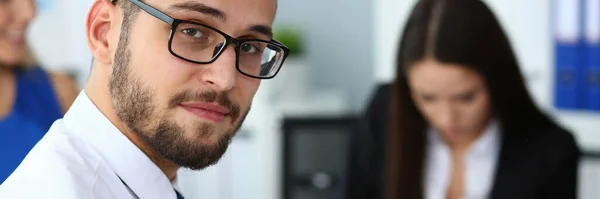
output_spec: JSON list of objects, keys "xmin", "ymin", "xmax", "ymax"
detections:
[{"xmin": 490, "ymin": 132, "xmax": 538, "ymax": 199}]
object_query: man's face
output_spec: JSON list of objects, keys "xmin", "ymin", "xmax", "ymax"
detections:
[{"xmin": 108, "ymin": 0, "xmax": 276, "ymax": 170}]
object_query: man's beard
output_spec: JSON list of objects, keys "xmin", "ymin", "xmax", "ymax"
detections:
[{"xmin": 108, "ymin": 39, "xmax": 249, "ymax": 170}]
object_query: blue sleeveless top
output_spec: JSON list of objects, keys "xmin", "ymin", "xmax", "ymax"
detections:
[{"xmin": 0, "ymin": 67, "xmax": 63, "ymax": 184}]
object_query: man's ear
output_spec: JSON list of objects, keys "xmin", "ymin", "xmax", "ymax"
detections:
[{"xmin": 86, "ymin": 0, "xmax": 117, "ymax": 65}]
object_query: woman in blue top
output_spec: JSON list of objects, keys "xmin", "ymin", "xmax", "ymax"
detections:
[{"xmin": 0, "ymin": 0, "xmax": 78, "ymax": 183}]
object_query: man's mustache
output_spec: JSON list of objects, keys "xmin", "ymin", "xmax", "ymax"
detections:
[{"xmin": 168, "ymin": 90, "xmax": 241, "ymax": 122}]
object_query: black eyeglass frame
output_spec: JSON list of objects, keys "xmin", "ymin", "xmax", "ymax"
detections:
[{"xmin": 110, "ymin": 0, "xmax": 290, "ymax": 79}]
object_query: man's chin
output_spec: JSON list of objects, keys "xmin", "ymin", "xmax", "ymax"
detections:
[
  {"xmin": 169, "ymin": 143, "xmax": 231, "ymax": 170},
  {"xmin": 183, "ymin": 134, "xmax": 228, "ymax": 146}
]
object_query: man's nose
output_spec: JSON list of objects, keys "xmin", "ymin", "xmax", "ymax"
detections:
[{"xmin": 197, "ymin": 45, "xmax": 237, "ymax": 92}]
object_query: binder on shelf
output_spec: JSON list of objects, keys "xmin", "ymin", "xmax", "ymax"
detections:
[
  {"xmin": 554, "ymin": 0, "xmax": 585, "ymax": 109},
  {"xmin": 585, "ymin": 0, "xmax": 600, "ymax": 111}
]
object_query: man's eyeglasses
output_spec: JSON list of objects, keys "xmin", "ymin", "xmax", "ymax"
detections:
[{"xmin": 110, "ymin": 0, "xmax": 290, "ymax": 79}]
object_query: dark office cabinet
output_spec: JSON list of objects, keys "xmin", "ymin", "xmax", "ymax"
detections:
[{"xmin": 281, "ymin": 116, "xmax": 357, "ymax": 199}]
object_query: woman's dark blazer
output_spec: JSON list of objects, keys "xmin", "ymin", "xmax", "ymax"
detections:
[{"xmin": 341, "ymin": 83, "xmax": 581, "ymax": 199}]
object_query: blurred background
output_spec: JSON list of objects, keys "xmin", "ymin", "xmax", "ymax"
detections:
[{"xmin": 21, "ymin": 0, "xmax": 600, "ymax": 198}]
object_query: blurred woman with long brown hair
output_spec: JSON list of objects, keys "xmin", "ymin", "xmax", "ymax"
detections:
[{"xmin": 342, "ymin": 0, "xmax": 581, "ymax": 198}]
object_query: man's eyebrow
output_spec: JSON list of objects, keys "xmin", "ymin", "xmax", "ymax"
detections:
[
  {"xmin": 168, "ymin": 1, "xmax": 226, "ymax": 21},
  {"xmin": 250, "ymin": 25, "xmax": 273, "ymax": 39}
]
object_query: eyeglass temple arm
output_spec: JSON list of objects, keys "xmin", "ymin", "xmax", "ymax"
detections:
[
  {"xmin": 110, "ymin": 0, "xmax": 174, "ymax": 25},
  {"xmin": 271, "ymin": 40, "xmax": 289, "ymax": 49},
  {"xmin": 112, "ymin": 0, "xmax": 287, "ymax": 52}
]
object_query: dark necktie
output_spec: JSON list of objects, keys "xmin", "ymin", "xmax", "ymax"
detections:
[
  {"xmin": 118, "ymin": 172, "xmax": 185, "ymax": 199},
  {"xmin": 175, "ymin": 189, "xmax": 185, "ymax": 199}
]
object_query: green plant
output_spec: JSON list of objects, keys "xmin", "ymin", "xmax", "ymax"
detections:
[{"xmin": 273, "ymin": 26, "xmax": 305, "ymax": 57}]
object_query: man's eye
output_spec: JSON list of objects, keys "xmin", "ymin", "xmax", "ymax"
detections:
[
  {"xmin": 181, "ymin": 28, "xmax": 204, "ymax": 38},
  {"xmin": 241, "ymin": 43, "xmax": 259, "ymax": 53}
]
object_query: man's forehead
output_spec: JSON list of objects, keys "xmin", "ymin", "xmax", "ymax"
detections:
[
  {"xmin": 153, "ymin": 0, "xmax": 276, "ymax": 33},
  {"xmin": 153, "ymin": 0, "xmax": 276, "ymax": 18}
]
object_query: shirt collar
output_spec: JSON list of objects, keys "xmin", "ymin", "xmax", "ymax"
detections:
[
  {"xmin": 469, "ymin": 119, "xmax": 501, "ymax": 157},
  {"xmin": 427, "ymin": 119, "xmax": 501, "ymax": 157},
  {"xmin": 62, "ymin": 90, "xmax": 177, "ymax": 199}
]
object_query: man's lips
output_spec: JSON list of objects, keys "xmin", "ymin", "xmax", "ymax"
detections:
[{"xmin": 179, "ymin": 103, "xmax": 230, "ymax": 123}]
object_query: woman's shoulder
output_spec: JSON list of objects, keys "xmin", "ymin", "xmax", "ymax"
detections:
[
  {"xmin": 520, "ymin": 123, "xmax": 581, "ymax": 160},
  {"xmin": 365, "ymin": 83, "xmax": 393, "ymax": 113},
  {"xmin": 19, "ymin": 66, "xmax": 79, "ymax": 114},
  {"xmin": 531, "ymin": 124, "xmax": 578, "ymax": 147},
  {"xmin": 374, "ymin": 83, "xmax": 393, "ymax": 99}
]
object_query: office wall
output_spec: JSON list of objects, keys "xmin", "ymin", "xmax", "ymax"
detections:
[
  {"xmin": 28, "ymin": 0, "xmax": 93, "ymax": 88},
  {"xmin": 274, "ymin": 0, "xmax": 375, "ymax": 112}
]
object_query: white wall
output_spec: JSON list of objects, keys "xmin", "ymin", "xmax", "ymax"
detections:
[
  {"xmin": 28, "ymin": 0, "xmax": 93, "ymax": 88},
  {"xmin": 274, "ymin": 0, "xmax": 376, "ymax": 112},
  {"xmin": 373, "ymin": 0, "xmax": 413, "ymax": 83}
]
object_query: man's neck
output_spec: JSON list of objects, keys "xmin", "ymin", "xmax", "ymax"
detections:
[
  {"xmin": 122, "ymin": 129, "xmax": 180, "ymax": 181},
  {"xmin": 84, "ymin": 65, "xmax": 179, "ymax": 181}
]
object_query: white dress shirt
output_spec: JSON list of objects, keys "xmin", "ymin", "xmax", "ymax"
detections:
[
  {"xmin": 424, "ymin": 120, "xmax": 501, "ymax": 199},
  {"xmin": 0, "ymin": 91, "xmax": 181, "ymax": 199}
]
